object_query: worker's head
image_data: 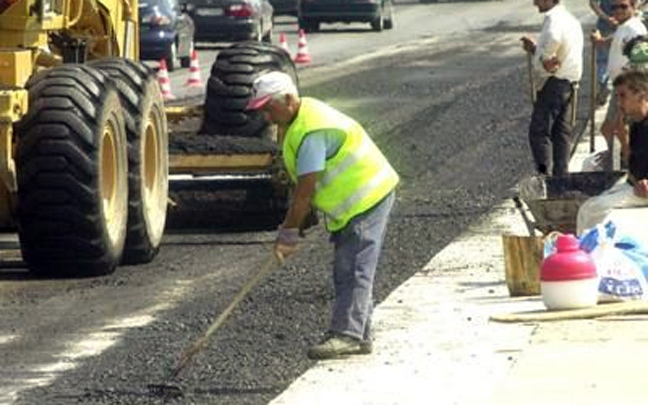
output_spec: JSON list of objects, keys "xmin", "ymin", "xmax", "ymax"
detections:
[
  {"xmin": 246, "ymin": 71, "xmax": 300, "ymax": 126},
  {"xmin": 613, "ymin": 69, "xmax": 648, "ymax": 121},
  {"xmin": 611, "ymin": 0, "xmax": 636, "ymax": 23},
  {"xmin": 532, "ymin": 0, "xmax": 558, "ymax": 13}
]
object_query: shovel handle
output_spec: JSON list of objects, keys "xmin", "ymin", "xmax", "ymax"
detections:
[{"xmin": 526, "ymin": 52, "xmax": 537, "ymax": 105}]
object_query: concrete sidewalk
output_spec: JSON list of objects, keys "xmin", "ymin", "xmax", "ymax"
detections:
[{"xmin": 270, "ymin": 105, "xmax": 648, "ymax": 404}]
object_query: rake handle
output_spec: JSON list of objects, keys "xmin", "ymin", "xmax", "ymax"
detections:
[{"xmin": 171, "ymin": 253, "xmax": 279, "ymax": 379}]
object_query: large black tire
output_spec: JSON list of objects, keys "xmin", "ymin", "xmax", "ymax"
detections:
[
  {"xmin": 199, "ymin": 41, "xmax": 299, "ymax": 139},
  {"xmin": 89, "ymin": 59, "xmax": 169, "ymax": 265},
  {"xmin": 15, "ymin": 65, "xmax": 129, "ymax": 276}
]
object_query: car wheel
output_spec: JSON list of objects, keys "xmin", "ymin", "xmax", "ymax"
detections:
[
  {"xmin": 166, "ymin": 42, "xmax": 178, "ymax": 72},
  {"xmin": 371, "ymin": 6, "xmax": 384, "ymax": 31},
  {"xmin": 299, "ymin": 18, "xmax": 319, "ymax": 33},
  {"xmin": 180, "ymin": 40, "xmax": 194, "ymax": 68},
  {"xmin": 384, "ymin": 0, "xmax": 394, "ymax": 30}
]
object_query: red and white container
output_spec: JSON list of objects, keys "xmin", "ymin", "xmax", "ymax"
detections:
[{"xmin": 540, "ymin": 234, "xmax": 598, "ymax": 310}]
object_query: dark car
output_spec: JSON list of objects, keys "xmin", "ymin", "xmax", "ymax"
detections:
[
  {"xmin": 269, "ymin": 0, "xmax": 298, "ymax": 16},
  {"xmin": 187, "ymin": 0, "xmax": 274, "ymax": 43},
  {"xmin": 299, "ymin": 0, "xmax": 394, "ymax": 32},
  {"xmin": 139, "ymin": 0, "xmax": 196, "ymax": 71}
]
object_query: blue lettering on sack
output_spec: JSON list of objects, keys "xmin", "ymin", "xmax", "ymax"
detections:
[{"xmin": 599, "ymin": 277, "xmax": 644, "ymax": 297}]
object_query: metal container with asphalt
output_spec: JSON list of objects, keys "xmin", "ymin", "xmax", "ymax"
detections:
[{"xmin": 518, "ymin": 171, "xmax": 626, "ymax": 234}]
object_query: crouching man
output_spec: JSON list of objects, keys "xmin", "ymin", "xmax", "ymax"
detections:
[{"xmin": 577, "ymin": 69, "xmax": 648, "ymax": 234}]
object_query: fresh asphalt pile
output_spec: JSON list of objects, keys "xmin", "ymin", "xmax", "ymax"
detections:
[{"xmin": 12, "ymin": 28, "xmax": 594, "ymax": 404}]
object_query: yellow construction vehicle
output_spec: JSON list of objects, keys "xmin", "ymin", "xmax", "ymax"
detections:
[{"xmin": 0, "ymin": 0, "xmax": 296, "ymax": 276}]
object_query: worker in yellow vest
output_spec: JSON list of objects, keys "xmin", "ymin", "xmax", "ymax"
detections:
[{"xmin": 247, "ymin": 71, "xmax": 399, "ymax": 360}]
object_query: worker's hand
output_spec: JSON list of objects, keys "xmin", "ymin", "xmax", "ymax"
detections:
[
  {"xmin": 634, "ymin": 179, "xmax": 648, "ymax": 198},
  {"xmin": 520, "ymin": 36, "xmax": 536, "ymax": 54},
  {"xmin": 607, "ymin": 16, "xmax": 619, "ymax": 27},
  {"xmin": 590, "ymin": 29, "xmax": 603, "ymax": 43},
  {"xmin": 274, "ymin": 227, "xmax": 300, "ymax": 264},
  {"xmin": 542, "ymin": 56, "xmax": 561, "ymax": 73}
]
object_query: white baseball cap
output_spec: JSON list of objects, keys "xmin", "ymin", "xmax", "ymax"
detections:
[{"xmin": 246, "ymin": 71, "xmax": 297, "ymax": 110}]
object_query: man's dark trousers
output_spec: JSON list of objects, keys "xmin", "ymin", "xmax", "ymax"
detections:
[{"xmin": 528, "ymin": 76, "xmax": 574, "ymax": 176}]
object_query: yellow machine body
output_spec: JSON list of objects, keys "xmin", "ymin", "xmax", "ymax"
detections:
[{"xmin": 0, "ymin": 0, "xmax": 138, "ymax": 226}]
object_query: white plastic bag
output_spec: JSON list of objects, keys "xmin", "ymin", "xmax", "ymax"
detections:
[{"xmin": 580, "ymin": 221, "xmax": 648, "ymax": 302}]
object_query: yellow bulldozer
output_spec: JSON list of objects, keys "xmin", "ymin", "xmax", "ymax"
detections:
[{"xmin": 0, "ymin": 0, "xmax": 297, "ymax": 276}]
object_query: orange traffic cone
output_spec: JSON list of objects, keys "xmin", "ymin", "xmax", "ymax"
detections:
[
  {"xmin": 294, "ymin": 29, "xmax": 311, "ymax": 64},
  {"xmin": 157, "ymin": 59, "xmax": 175, "ymax": 100},
  {"xmin": 185, "ymin": 50, "xmax": 203, "ymax": 87},
  {"xmin": 279, "ymin": 32, "xmax": 291, "ymax": 56}
]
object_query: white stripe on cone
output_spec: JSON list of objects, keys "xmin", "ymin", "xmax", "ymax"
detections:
[
  {"xmin": 279, "ymin": 32, "xmax": 291, "ymax": 57},
  {"xmin": 186, "ymin": 50, "xmax": 202, "ymax": 87},
  {"xmin": 294, "ymin": 29, "xmax": 311, "ymax": 64},
  {"xmin": 157, "ymin": 59, "xmax": 175, "ymax": 100}
]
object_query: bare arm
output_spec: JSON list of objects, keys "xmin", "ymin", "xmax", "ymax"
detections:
[
  {"xmin": 589, "ymin": 0, "xmax": 618, "ymax": 27},
  {"xmin": 282, "ymin": 172, "xmax": 318, "ymax": 229}
]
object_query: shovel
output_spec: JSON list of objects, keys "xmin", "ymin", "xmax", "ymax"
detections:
[
  {"xmin": 526, "ymin": 51, "xmax": 537, "ymax": 105},
  {"xmin": 148, "ymin": 253, "xmax": 281, "ymax": 398}
]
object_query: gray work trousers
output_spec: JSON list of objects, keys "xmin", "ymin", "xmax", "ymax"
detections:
[
  {"xmin": 328, "ymin": 191, "xmax": 395, "ymax": 341},
  {"xmin": 528, "ymin": 77, "xmax": 574, "ymax": 176}
]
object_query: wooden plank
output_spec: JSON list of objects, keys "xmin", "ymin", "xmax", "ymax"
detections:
[
  {"xmin": 491, "ymin": 301, "xmax": 648, "ymax": 323},
  {"xmin": 169, "ymin": 153, "xmax": 275, "ymax": 173},
  {"xmin": 165, "ymin": 106, "xmax": 203, "ymax": 123}
]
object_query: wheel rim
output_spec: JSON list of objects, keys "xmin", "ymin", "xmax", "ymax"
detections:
[
  {"xmin": 101, "ymin": 119, "xmax": 121, "ymax": 244},
  {"xmin": 142, "ymin": 108, "xmax": 166, "ymax": 244}
]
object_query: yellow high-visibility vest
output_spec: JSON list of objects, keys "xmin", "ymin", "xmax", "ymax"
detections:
[{"xmin": 283, "ymin": 98, "xmax": 399, "ymax": 232}]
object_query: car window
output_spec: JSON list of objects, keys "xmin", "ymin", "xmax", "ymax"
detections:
[{"xmin": 139, "ymin": 0, "xmax": 176, "ymax": 16}]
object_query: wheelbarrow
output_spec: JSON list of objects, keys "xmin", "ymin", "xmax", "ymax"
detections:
[{"xmin": 516, "ymin": 171, "xmax": 626, "ymax": 235}]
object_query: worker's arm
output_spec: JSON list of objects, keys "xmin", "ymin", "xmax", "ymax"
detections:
[
  {"xmin": 283, "ymin": 172, "xmax": 318, "ymax": 229},
  {"xmin": 274, "ymin": 172, "xmax": 319, "ymax": 263},
  {"xmin": 589, "ymin": 0, "xmax": 618, "ymax": 27}
]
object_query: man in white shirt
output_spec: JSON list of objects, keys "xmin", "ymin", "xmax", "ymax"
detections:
[
  {"xmin": 592, "ymin": 0, "xmax": 646, "ymax": 165},
  {"xmin": 521, "ymin": 0, "xmax": 584, "ymax": 176}
]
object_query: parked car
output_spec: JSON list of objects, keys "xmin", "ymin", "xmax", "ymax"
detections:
[
  {"xmin": 269, "ymin": 0, "xmax": 298, "ymax": 16},
  {"xmin": 186, "ymin": 0, "xmax": 274, "ymax": 43},
  {"xmin": 139, "ymin": 0, "xmax": 196, "ymax": 71},
  {"xmin": 298, "ymin": 0, "xmax": 394, "ymax": 32}
]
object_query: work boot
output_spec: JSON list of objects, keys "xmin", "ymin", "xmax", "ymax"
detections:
[{"xmin": 307, "ymin": 333, "xmax": 372, "ymax": 360}]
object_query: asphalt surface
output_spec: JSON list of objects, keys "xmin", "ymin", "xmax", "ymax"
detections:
[{"xmin": 2, "ymin": 2, "xmax": 598, "ymax": 404}]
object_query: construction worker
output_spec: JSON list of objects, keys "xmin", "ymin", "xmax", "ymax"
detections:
[
  {"xmin": 246, "ymin": 71, "xmax": 399, "ymax": 360},
  {"xmin": 521, "ymin": 0, "xmax": 584, "ymax": 176},
  {"xmin": 577, "ymin": 69, "xmax": 648, "ymax": 234}
]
